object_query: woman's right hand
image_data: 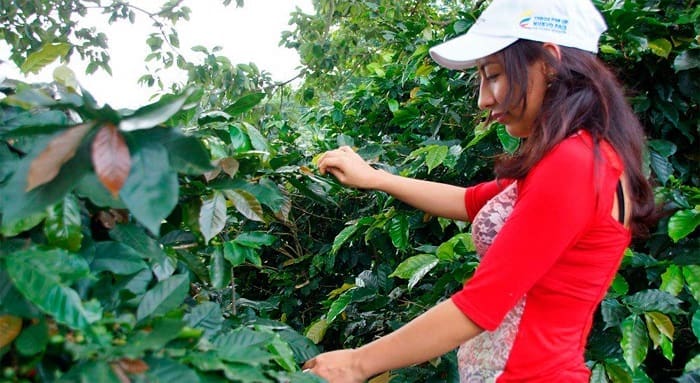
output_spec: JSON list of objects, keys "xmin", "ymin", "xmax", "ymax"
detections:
[{"xmin": 317, "ymin": 146, "xmax": 383, "ymax": 189}]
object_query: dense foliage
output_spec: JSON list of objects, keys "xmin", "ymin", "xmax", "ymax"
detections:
[{"xmin": 0, "ymin": 0, "xmax": 698, "ymax": 382}]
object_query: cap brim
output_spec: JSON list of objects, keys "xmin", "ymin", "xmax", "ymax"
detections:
[{"xmin": 429, "ymin": 32, "xmax": 518, "ymax": 70}]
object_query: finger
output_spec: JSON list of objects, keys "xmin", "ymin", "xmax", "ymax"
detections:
[
  {"xmin": 317, "ymin": 152, "xmax": 334, "ymax": 174},
  {"xmin": 325, "ymin": 167, "xmax": 345, "ymax": 182},
  {"xmin": 318, "ymin": 156, "xmax": 343, "ymax": 175},
  {"xmin": 302, "ymin": 358, "xmax": 316, "ymax": 370}
]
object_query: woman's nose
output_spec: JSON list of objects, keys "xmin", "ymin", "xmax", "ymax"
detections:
[{"xmin": 477, "ymin": 81, "xmax": 494, "ymax": 111}]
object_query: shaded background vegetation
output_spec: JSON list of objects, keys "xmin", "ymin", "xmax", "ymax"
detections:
[{"xmin": 0, "ymin": 0, "xmax": 698, "ymax": 382}]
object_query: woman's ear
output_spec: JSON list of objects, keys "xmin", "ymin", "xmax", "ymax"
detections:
[{"xmin": 542, "ymin": 42, "xmax": 562, "ymax": 62}]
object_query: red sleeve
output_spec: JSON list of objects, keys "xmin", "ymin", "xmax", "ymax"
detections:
[
  {"xmin": 452, "ymin": 138, "xmax": 597, "ymax": 330},
  {"xmin": 464, "ymin": 179, "xmax": 515, "ymax": 221}
]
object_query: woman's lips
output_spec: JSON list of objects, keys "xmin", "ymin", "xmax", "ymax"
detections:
[{"xmin": 491, "ymin": 112, "xmax": 507, "ymax": 124}]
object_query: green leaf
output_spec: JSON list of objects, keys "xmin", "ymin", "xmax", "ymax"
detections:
[
  {"xmin": 389, "ymin": 254, "xmax": 439, "ymax": 290},
  {"xmin": 136, "ymin": 274, "xmax": 189, "ymax": 321},
  {"xmin": 244, "ymin": 177, "xmax": 290, "ymax": 220},
  {"xmin": 44, "ymin": 194, "xmax": 83, "ymax": 252},
  {"xmin": 221, "ymin": 241, "xmax": 250, "ymax": 266},
  {"xmin": 145, "ymin": 357, "xmax": 200, "ymax": 382},
  {"xmin": 1, "ymin": 109, "xmax": 69, "ymax": 137},
  {"xmin": 0, "ymin": 211, "xmax": 46, "ymax": 236},
  {"xmin": 90, "ymin": 242, "xmax": 148, "ymax": 275},
  {"xmin": 649, "ymin": 149, "xmax": 673, "ymax": 185},
  {"xmin": 387, "ymin": 99, "xmax": 399, "ymax": 113},
  {"xmin": 644, "ymin": 312, "xmax": 662, "ymax": 349},
  {"xmin": 453, "ymin": 20, "xmax": 470, "ymax": 34},
  {"xmin": 389, "ymin": 215, "xmax": 409, "ymax": 250},
  {"xmin": 623, "ymin": 289, "xmax": 684, "ymax": 315},
  {"xmin": 243, "ymin": 122, "xmax": 269, "ymax": 152},
  {"xmin": 223, "ymin": 189, "xmax": 264, "ymax": 222},
  {"xmin": 121, "ymin": 269, "xmax": 153, "ymax": 295},
  {"xmin": 165, "ymin": 134, "xmax": 214, "ymax": 175},
  {"xmin": 120, "ymin": 143, "xmax": 179, "ymax": 235},
  {"xmin": 425, "ymin": 145, "xmax": 448, "ymax": 173},
  {"xmin": 660, "ymin": 264, "xmax": 684, "ymax": 296},
  {"xmin": 223, "ymin": 241, "xmax": 248, "ymax": 267},
  {"xmin": 109, "ymin": 224, "xmax": 174, "ymax": 281},
  {"xmin": 225, "ymin": 92, "xmax": 266, "ymax": 116},
  {"xmin": 620, "ymin": 315, "xmax": 649, "ymax": 371},
  {"xmin": 389, "ymin": 106, "xmax": 420, "ymax": 127},
  {"xmin": 601, "ymin": 298, "xmax": 629, "ymax": 329},
  {"xmin": 330, "ymin": 223, "xmax": 361, "ymax": 255},
  {"xmin": 686, "ymin": 354, "xmax": 700, "ymax": 373},
  {"xmin": 53, "ymin": 65, "xmax": 79, "ymax": 90},
  {"xmin": 269, "ymin": 335, "xmax": 297, "ymax": 372},
  {"xmin": 648, "ymin": 38, "xmax": 672, "ymax": 58},
  {"xmin": 326, "ymin": 289, "xmax": 356, "ymax": 324},
  {"xmin": 119, "ymin": 317, "xmax": 184, "ymax": 356},
  {"xmin": 199, "ymin": 191, "xmax": 227, "ymax": 244},
  {"xmin": 277, "ymin": 327, "xmax": 319, "ymax": 363},
  {"xmin": 648, "ymin": 139, "xmax": 677, "ymax": 157},
  {"xmin": 305, "ymin": 318, "xmax": 328, "ymax": 344},
  {"xmin": 646, "ymin": 311, "xmax": 674, "ymax": 340},
  {"xmin": 497, "ymin": 124, "xmax": 520, "ymax": 153},
  {"xmin": 590, "ymin": 363, "xmax": 609, "ymax": 383},
  {"xmin": 605, "ymin": 361, "xmax": 633, "ymax": 383},
  {"xmin": 659, "ymin": 334, "xmax": 674, "ymax": 362},
  {"xmin": 75, "ymin": 173, "xmax": 126, "ymax": 208},
  {"xmin": 2, "ymin": 87, "xmax": 57, "ymax": 109},
  {"xmin": 693, "ymin": 309, "xmax": 700, "ymax": 341},
  {"xmin": 119, "ymin": 89, "xmax": 194, "ymax": 131},
  {"xmin": 610, "ymin": 273, "xmax": 630, "ymax": 296},
  {"xmin": 436, "ymin": 240, "xmax": 457, "ymax": 262},
  {"xmin": 6, "ymin": 249, "xmax": 101, "ymax": 331},
  {"xmin": 234, "ymin": 232, "xmax": 276, "ymax": 248},
  {"xmin": 668, "ymin": 208, "xmax": 700, "ymax": 242},
  {"xmin": 184, "ymin": 302, "xmax": 223, "ymax": 338},
  {"xmin": 209, "ymin": 247, "xmax": 230, "ymax": 289},
  {"xmin": 213, "ymin": 327, "xmax": 273, "ymax": 350},
  {"xmin": 20, "ymin": 42, "xmax": 71, "ymax": 74},
  {"xmin": 15, "ymin": 318, "xmax": 48, "ymax": 356},
  {"xmin": 58, "ymin": 361, "xmax": 121, "ymax": 383},
  {"xmin": 229, "ymin": 125, "xmax": 252, "ymax": 153},
  {"xmin": 674, "ymin": 49, "xmax": 700, "ymax": 71},
  {"xmin": 684, "ymin": 266, "xmax": 700, "ymax": 304}
]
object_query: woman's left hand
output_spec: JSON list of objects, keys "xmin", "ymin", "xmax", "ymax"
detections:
[{"xmin": 303, "ymin": 349, "xmax": 368, "ymax": 383}]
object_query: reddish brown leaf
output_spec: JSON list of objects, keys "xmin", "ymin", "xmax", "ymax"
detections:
[
  {"xmin": 117, "ymin": 358, "xmax": 149, "ymax": 374},
  {"xmin": 26, "ymin": 123, "xmax": 93, "ymax": 191},
  {"xmin": 220, "ymin": 157, "xmax": 239, "ymax": 178},
  {"xmin": 110, "ymin": 362, "xmax": 131, "ymax": 383},
  {"xmin": 0, "ymin": 315, "xmax": 22, "ymax": 348},
  {"xmin": 204, "ymin": 167, "xmax": 221, "ymax": 182},
  {"xmin": 91, "ymin": 123, "xmax": 131, "ymax": 197}
]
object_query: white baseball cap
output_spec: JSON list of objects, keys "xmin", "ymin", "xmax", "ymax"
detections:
[{"xmin": 429, "ymin": 0, "xmax": 607, "ymax": 70}]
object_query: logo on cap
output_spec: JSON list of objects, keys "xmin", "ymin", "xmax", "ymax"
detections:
[
  {"xmin": 518, "ymin": 10, "xmax": 568, "ymax": 34},
  {"xmin": 519, "ymin": 11, "xmax": 534, "ymax": 29}
]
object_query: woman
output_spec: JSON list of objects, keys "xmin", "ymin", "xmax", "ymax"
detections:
[{"xmin": 304, "ymin": 0, "xmax": 656, "ymax": 381}]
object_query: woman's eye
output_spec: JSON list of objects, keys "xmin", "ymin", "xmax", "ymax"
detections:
[{"xmin": 485, "ymin": 73, "xmax": 500, "ymax": 81}]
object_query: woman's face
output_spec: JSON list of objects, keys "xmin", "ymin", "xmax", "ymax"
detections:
[{"xmin": 475, "ymin": 55, "xmax": 548, "ymax": 138}]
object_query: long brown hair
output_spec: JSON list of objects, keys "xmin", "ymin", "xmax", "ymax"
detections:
[{"xmin": 493, "ymin": 40, "xmax": 656, "ymax": 237}]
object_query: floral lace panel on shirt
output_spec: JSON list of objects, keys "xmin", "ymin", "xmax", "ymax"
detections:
[{"xmin": 458, "ymin": 183, "xmax": 524, "ymax": 383}]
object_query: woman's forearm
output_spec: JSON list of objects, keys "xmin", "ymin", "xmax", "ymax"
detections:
[
  {"xmin": 356, "ymin": 299, "xmax": 482, "ymax": 377},
  {"xmin": 372, "ymin": 170, "xmax": 469, "ymax": 221},
  {"xmin": 318, "ymin": 147, "xmax": 469, "ymax": 221}
]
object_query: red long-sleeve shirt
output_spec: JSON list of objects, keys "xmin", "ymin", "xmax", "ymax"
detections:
[{"xmin": 453, "ymin": 131, "xmax": 631, "ymax": 382}]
